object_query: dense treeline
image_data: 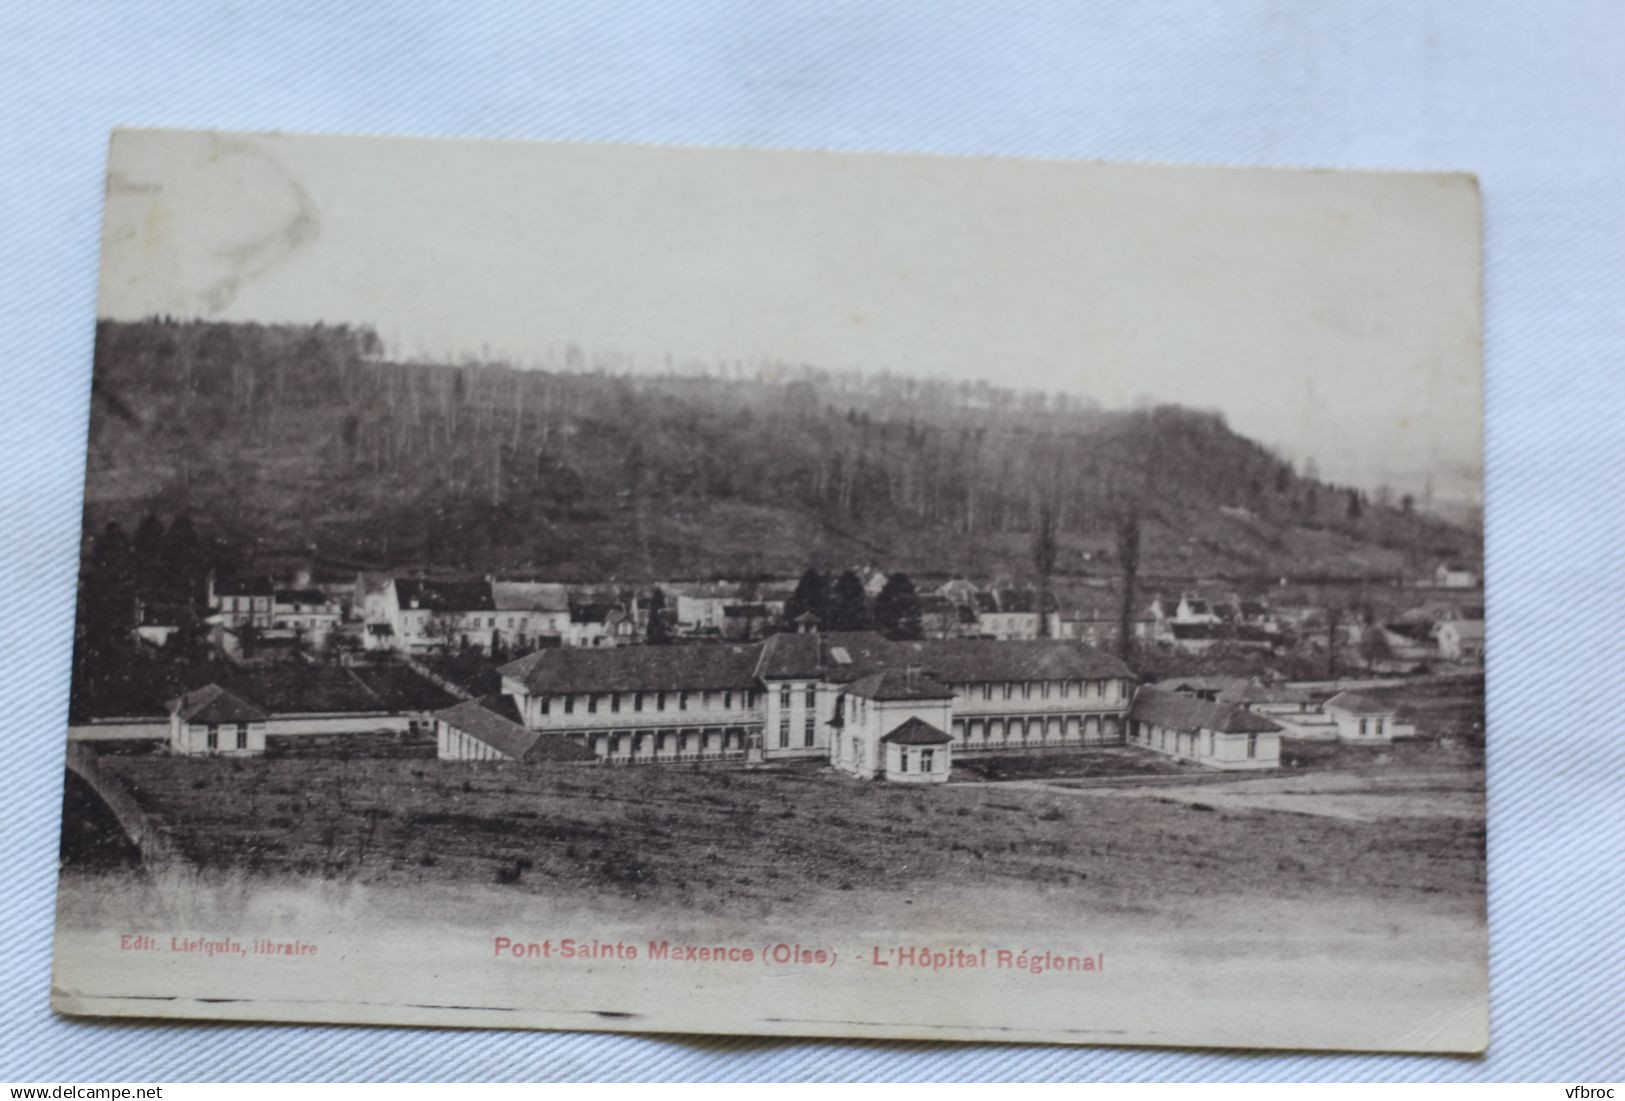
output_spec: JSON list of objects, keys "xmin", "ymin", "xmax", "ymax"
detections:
[
  {"xmin": 86, "ymin": 318, "xmax": 1474, "ymax": 579},
  {"xmin": 71, "ymin": 512, "xmax": 238, "ymax": 720}
]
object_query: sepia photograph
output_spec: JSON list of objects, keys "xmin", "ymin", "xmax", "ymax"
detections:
[{"xmin": 53, "ymin": 129, "xmax": 1486, "ymax": 1052}]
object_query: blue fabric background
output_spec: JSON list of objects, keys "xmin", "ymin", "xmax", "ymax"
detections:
[{"xmin": 2, "ymin": 0, "xmax": 1621, "ymax": 1082}]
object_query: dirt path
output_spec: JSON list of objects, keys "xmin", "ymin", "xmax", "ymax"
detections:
[{"xmin": 1002, "ymin": 767, "xmax": 1485, "ymax": 822}]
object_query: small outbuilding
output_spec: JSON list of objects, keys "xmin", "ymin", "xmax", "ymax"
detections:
[
  {"xmin": 168, "ymin": 684, "xmax": 271, "ymax": 756},
  {"xmin": 1322, "ymin": 692, "xmax": 1411, "ymax": 743}
]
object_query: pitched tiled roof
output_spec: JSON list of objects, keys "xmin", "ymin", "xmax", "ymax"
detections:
[
  {"xmin": 570, "ymin": 602, "xmax": 622, "ymax": 625},
  {"xmin": 756, "ymin": 631, "xmax": 894, "ymax": 681},
  {"xmin": 274, "ymin": 589, "xmax": 331, "ymax": 607},
  {"xmin": 1382, "ymin": 620, "xmax": 1434, "ymax": 643},
  {"xmin": 761, "ymin": 633, "xmax": 1134, "ymax": 685},
  {"xmin": 491, "ymin": 581, "xmax": 570, "ymax": 613},
  {"xmin": 395, "ymin": 578, "xmax": 495, "ymax": 613},
  {"xmin": 505, "ymin": 633, "xmax": 1136, "ymax": 696},
  {"xmin": 1323, "ymin": 692, "xmax": 1394, "ymax": 716},
  {"xmin": 169, "ymin": 684, "xmax": 271, "ymax": 724},
  {"xmin": 435, "ymin": 694, "xmax": 597, "ymax": 762},
  {"xmin": 1129, "ymin": 687, "xmax": 1280, "ymax": 735},
  {"xmin": 881, "ymin": 717, "xmax": 953, "ymax": 745},
  {"xmin": 846, "ymin": 668, "xmax": 956, "ymax": 701},
  {"xmin": 501, "ymin": 643, "xmax": 761, "ymax": 694}
]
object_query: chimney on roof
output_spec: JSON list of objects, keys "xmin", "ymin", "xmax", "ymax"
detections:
[{"xmin": 906, "ymin": 663, "xmax": 922, "ymax": 689}]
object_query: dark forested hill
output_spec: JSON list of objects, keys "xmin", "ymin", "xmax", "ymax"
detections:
[{"xmin": 81, "ymin": 318, "xmax": 1478, "ymax": 582}]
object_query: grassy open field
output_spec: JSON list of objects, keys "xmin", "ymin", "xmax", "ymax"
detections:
[
  {"xmin": 82, "ymin": 745, "xmax": 1484, "ymax": 926},
  {"xmin": 58, "ymin": 737, "xmax": 1486, "ymax": 1050}
]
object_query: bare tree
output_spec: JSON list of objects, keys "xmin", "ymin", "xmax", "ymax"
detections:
[
  {"xmin": 1116, "ymin": 509, "xmax": 1141, "ymax": 661},
  {"xmin": 1032, "ymin": 501, "xmax": 1058, "ymax": 639},
  {"xmin": 1323, "ymin": 603, "xmax": 1345, "ymax": 678},
  {"xmin": 423, "ymin": 613, "xmax": 461, "ymax": 654}
]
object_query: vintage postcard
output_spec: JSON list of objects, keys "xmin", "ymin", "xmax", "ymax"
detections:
[{"xmin": 54, "ymin": 130, "xmax": 1486, "ymax": 1052}]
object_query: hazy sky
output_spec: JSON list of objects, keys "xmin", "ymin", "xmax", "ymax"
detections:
[{"xmin": 99, "ymin": 129, "xmax": 1482, "ymax": 498}]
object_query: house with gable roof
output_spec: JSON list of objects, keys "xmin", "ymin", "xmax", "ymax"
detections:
[
  {"xmin": 168, "ymin": 685, "xmax": 271, "ymax": 756},
  {"xmin": 491, "ymin": 581, "xmax": 571, "ymax": 650},
  {"xmin": 1322, "ymin": 691, "xmax": 1415, "ymax": 743}
]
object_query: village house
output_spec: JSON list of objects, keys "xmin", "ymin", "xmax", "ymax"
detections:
[
  {"xmin": 271, "ymin": 588, "xmax": 343, "ymax": 645},
  {"xmin": 1127, "ymin": 687, "xmax": 1282, "ymax": 770},
  {"xmin": 975, "ymin": 589, "xmax": 1061, "ymax": 640},
  {"xmin": 390, "ymin": 578, "xmax": 501, "ymax": 654},
  {"xmin": 935, "ymin": 578, "xmax": 980, "ymax": 605},
  {"xmin": 209, "ymin": 575, "xmax": 276, "ymax": 630},
  {"xmin": 672, "ymin": 584, "xmax": 739, "ymax": 632},
  {"xmin": 566, "ymin": 602, "xmax": 635, "ymax": 648},
  {"xmin": 1056, "ymin": 593, "xmax": 1156, "ymax": 649},
  {"xmin": 491, "ymin": 581, "xmax": 571, "ymax": 650},
  {"xmin": 1167, "ymin": 621, "xmax": 1277, "ymax": 653},
  {"xmin": 359, "ymin": 576, "xmax": 641, "ymax": 654},
  {"xmin": 1436, "ymin": 618, "xmax": 1486, "ymax": 662},
  {"xmin": 168, "ymin": 685, "xmax": 271, "ymax": 756},
  {"xmin": 479, "ymin": 632, "xmax": 1137, "ymax": 778}
]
